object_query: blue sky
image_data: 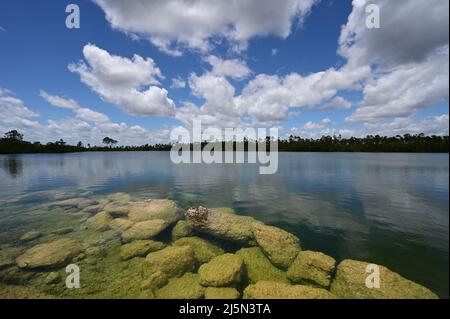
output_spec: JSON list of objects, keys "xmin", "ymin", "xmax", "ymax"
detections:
[{"xmin": 0, "ymin": 0, "xmax": 448, "ymax": 145}]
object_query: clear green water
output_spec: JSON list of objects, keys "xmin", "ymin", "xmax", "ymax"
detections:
[{"xmin": 0, "ymin": 152, "xmax": 448, "ymax": 298}]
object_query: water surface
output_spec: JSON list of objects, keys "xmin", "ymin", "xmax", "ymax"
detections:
[{"xmin": 0, "ymin": 152, "xmax": 448, "ymax": 297}]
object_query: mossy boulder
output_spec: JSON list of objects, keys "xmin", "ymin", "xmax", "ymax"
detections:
[
  {"xmin": 109, "ymin": 218, "xmax": 134, "ymax": 231},
  {"xmin": 128, "ymin": 199, "xmax": 180, "ymax": 223},
  {"xmin": 171, "ymin": 220, "xmax": 193, "ymax": 240},
  {"xmin": 287, "ymin": 251, "xmax": 336, "ymax": 288},
  {"xmin": 155, "ymin": 273, "xmax": 205, "ymax": 299},
  {"xmin": 244, "ymin": 281, "xmax": 336, "ymax": 299},
  {"xmin": 19, "ymin": 230, "xmax": 42, "ymax": 242},
  {"xmin": 85, "ymin": 211, "xmax": 113, "ymax": 232},
  {"xmin": 198, "ymin": 254, "xmax": 245, "ymax": 287},
  {"xmin": 103, "ymin": 202, "xmax": 130, "ymax": 217},
  {"xmin": 141, "ymin": 271, "xmax": 168, "ymax": 290},
  {"xmin": 120, "ymin": 240, "xmax": 166, "ymax": 260},
  {"xmin": 186, "ymin": 206, "xmax": 259, "ymax": 245},
  {"xmin": 173, "ymin": 237, "xmax": 224, "ymax": 263},
  {"xmin": 236, "ymin": 247, "xmax": 289, "ymax": 284},
  {"xmin": 205, "ymin": 287, "xmax": 240, "ymax": 299},
  {"xmin": 252, "ymin": 223, "xmax": 300, "ymax": 269},
  {"xmin": 16, "ymin": 238, "xmax": 81, "ymax": 269},
  {"xmin": 144, "ymin": 245, "xmax": 196, "ymax": 278},
  {"xmin": 121, "ymin": 219, "xmax": 169, "ymax": 242},
  {"xmin": 330, "ymin": 259, "xmax": 438, "ymax": 299}
]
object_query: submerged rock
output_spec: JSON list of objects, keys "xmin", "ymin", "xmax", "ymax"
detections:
[
  {"xmin": 171, "ymin": 220, "xmax": 193, "ymax": 241},
  {"xmin": 236, "ymin": 247, "xmax": 289, "ymax": 284},
  {"xmin": 16, "ymin": 238, "xmax": 81, "ymax": 269},
  {"xmin": 51, "ymin": 197, "xmax": 98, "ymax": 209},
  {"xmin": 109, "ymin": 218, "xmax": 134, "ymax": 232},
  {"xmin": 244, "ymin": 281, "xmax": 336, "ymax": 299},
  {"xmin": 155, "ymin": 273, "xmax": 205, "ymax": 299},
  {"xmin": 121, "ymin": 219, "xmax": 169, "ymax": 242},
  {"xmin": 287, "ymin": 251, "xmax": 336, "ymax": 288},
  {"xmin": 19, "ymin": 230, "xmax": 42, "ymax": 242},
  {"xmin": 120, "ymin": 240, "xmax": 166, "ymax": 260},
  {"xmin": 0, "ymin": 266, "xmax": 34, "ymax": 284},
  {"xmin": 103, "ymin": 202, "xmax": 130, "ymax": 218},
  {"xmin": 141, "ymin": 271, "xmax": 168, "ymax": 290},
  {"xmin": 173, "ymin": 237, "xmax": 224, "ymax": 264},
  {"xmin": 198, "ymin": 253, "xmax": 245, "ymax": 287},
  {"xmin": 205, "ymin": 287, "xmax": 240, "ymax": 299},
  {"xmin": 185, "ymin": 206, "xmax": 260, "ymax": 245},
  {"xmin": 44, "ymin": 272, "xmax": 61, "ymax": 285},
  {"xmin": 107, "ymin": 192, "xmax": 132, "ymax": 202},
  {"xmin": 252, "ymin": 223, "xmax": 300, "ymax": 269},
  {"xmin": 128, "ymin": 199, "xmax": 180, "ymax": 223},
  {"xmin": 144, "ymin": 245, "xmax": 196, "ymax": 278},
  {"xmin": 85, "ymin": 211, "xmax": 113, "ymax": 232},
  {"xmin": 330, "ymin": 259, "xmax": 438, "ymax": 299}
]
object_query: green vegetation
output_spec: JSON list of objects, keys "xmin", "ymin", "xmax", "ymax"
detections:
[{"xmin": 0, "ymin": 130, "xmax": 448, "ymax": 154}]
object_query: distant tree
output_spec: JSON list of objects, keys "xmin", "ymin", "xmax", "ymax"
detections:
[
  {"xmin": 103, "ymin": 137, "xmax": 118, "ymax": 147},
  {"xmin": 55, "ymin": 139, "xmax": 66, "ymax": 146},
  {"xmin": 77, "ymin": 141, "xmax": 83, "ymax": 148},
  {"xmin": 4, "ymin": 130, "xmax": 23, "ymax": 141}
]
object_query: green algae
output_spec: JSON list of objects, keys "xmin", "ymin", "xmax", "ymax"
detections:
[
  {"xmin": 155, "ymin": 272, "xmax": 205, "ymax": 299},
  {"xmin": 205, "ymin": 287, "xmax": 240, "ymax": 299},
  {"xmin": 198, "ymin": 253, "xmax": 245, "ymax": 287},
  {"xmin": 0, "ymin": 194, "xmax": 440, "ymax": 299},
  {"xmin": 173, "ymin": 237, "xmax": 224, "ymax": 264},
  {"xmin": 235, "ymin": 247, "xmax": 289, "ymax": 284}
]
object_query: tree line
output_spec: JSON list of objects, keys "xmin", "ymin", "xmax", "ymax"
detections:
[{"xmin": 0, "ymin": 129, "xmax": 448, "ymax": 154}]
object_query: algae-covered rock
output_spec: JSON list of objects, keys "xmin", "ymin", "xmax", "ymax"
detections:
[
  {"xmin": 19, "ymin": 230, "xmax": 42, "ymax": 242},
  {"xmin": 144, "ymin": 245, "xmax": 196, "ymax": 278},
  {"xmin": 109, "ymin": 218, "xmax": 134, "ymax": 231},
  {"xmin": 107, "ymin": 192, "xmax": 132, "ymax": 202},
  {"xmin": 252, "ymin": 223, "xmax": 300, "ymax": 269},
  {"xmin": 330, "ymin": 259, "xmax": 438, "ymax": 299},
  {"xmin": 198, "ymin": 253, "xmax": 245, "ymax": 287},
  {"xmin": 16, "ymin": 238, "xmax": 81, "ymax": 269},
  {"xmin": 103, "ymin": 201, "xmax": 130, "ymax": 218},
  {"xmin": 287, "ymin": 251, "xmax": 336, "ymax": 288},
  {"xmin": 85, "ymin": 211, "xmax": 113, "ymax": 232},
  {"xmin": 171, "ymin": 220, "xmax": 193, "ymax": 240},
  {"xmin": 173, "ymin": 237, "xmax": 224, "ymax": 263},
  {"xmin": 236, "ymin": 247, "xmax": 289, "ymax": 284},
  {"xmin": 128, "ymin": 199, "xmax": 180, "ymax": 223},
  {"xmin": 44, "ymin": 272, "xmax": 61, "ymax": 285},
  {"xmin": 155, "ymin": 273, "xmax": 205, "ymax": 299},
  {"xmin": 51, "ymin": 197, "xmax": 98, "ymax": 209},
  {"xmin": 141, "ymin": 271, "xmax": 168, "ymax": 290},
  {"xmin": 185, "ymin": 206, "xmax": 259, "ymax": 245},
  {"xmin": 120, "ymin": 240, "xmax": 166, "ymax": 260},
  {"xmin": 244, "ymin": 281, "xmax": 336, "ymax": 299},
  {"xmin": 121, "ymin": 219, "xmax": 169, "ymax": 242},
  {"xmin": 205, "ymin": 287, "xmax": 240, "ymax": 299}
]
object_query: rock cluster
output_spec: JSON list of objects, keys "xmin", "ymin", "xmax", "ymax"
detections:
[{"xmin": 3, "ymin": 199, "xmax": 439, "ymax": 300}]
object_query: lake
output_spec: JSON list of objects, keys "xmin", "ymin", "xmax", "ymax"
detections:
[{"xmin": 0, "ymin": 152, "xmax": 448, "ymax": 298}]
